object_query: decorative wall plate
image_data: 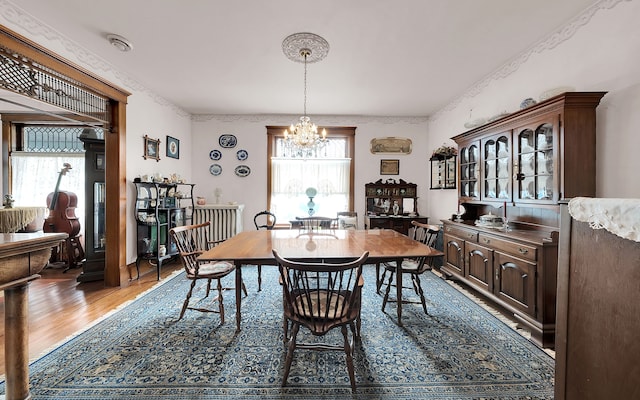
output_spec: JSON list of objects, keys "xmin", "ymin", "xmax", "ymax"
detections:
[
  {"xmin": 209, "ymin": 149, "xmax": 222, "ymax": 160},
  {"xmin": 235, "ymin": 165, "xmax": 251, "ymax": 177},
  {"xmin": 219, "ymin": 134, "xmax": 237, "ymax": 148},
  {"xmin": 236, "ymin": 149, "xmax": 248, "ymax": 161},
  {"xmin": 209, "ymin": 164, "xmax": 222, "ymax": 176}
]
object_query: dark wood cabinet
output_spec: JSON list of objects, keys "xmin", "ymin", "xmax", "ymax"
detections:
[
  {"xmin": 366, "ymin": 215, "xmax": 428, "ymax": 235},
  {"xmin": 465, "ymin": 241, "xmax": 493, "ymax": 292},
  {"xmin": 364, "ymin": 179, "xmax": 427, "ymax": 235},
  {"xmin": 556, "ymin": 202, "xmax": 640, "ymax": 400},
  {"xmin": 77, "ymin": 137, "xmax": 105, "ymax": 282},
  {"xmin": 455, "ymin": 92, "xmax": 604, "ymax": 205},
  {"xmin": 442, "ymin": 220, "xmax": 558, "ymax": 348},
  {"xmin": 443, "ymin": 91, "xmax": 606, "ymax": 349}
]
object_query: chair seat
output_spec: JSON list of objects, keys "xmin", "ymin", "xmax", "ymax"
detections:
[
  {"xmin": 291, "ymin": 290, "xmax": 350, "ymax": 319},
  {"xmin": 187, "ymin": 260, "xmax": 235, "ymax": 279},
  {"xmin": 383, "ymin": 259, "xmax": 422, "ymax": 273}
]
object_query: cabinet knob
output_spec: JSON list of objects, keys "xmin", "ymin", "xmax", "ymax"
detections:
[
  {"xmin": 482, "ymin": 238, "xmax": 491, "ymax": 244},
  {"xmin": 518, "ymin": 248, "xmax": 528, "ymax": 255},
  {"xmin": 468, "ymin": 234, "xmax": 475, "ymax": 239}
]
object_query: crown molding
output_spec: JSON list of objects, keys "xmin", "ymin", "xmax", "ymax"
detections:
[
  {"xmin": 430, "ymin": 0, "xmax": 628, "ymax": 122},
  {"xmin": 0, "ymin": 0, "xmax": 190, "ymax": 118},
  {"xmin": 191, "ymin": 113, "xmax": 428, "ymax": 125}
]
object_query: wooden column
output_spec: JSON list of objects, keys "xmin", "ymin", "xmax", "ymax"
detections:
[{"xmin": 0, "ymin": 232, "xmax": 67, "ymax": 400}]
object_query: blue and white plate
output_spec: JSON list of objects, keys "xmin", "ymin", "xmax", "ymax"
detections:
[
  {"xmin": 209, "ymin": 164, "xmax": 222, "ymax": 176},
  {"xmin": 235, "ymin": 165, "xmax": 250, "ymax": 177},
  {"xmin": 236, "ymin": 149, "xmax": 248, "ymax": 161},
  {"xmin": 209, "ymin": 149, "xmax": 222, "ymax": 160},
  {"xmin": 219, "ymin": 134, "xmax": 237, "ymax": 148}
]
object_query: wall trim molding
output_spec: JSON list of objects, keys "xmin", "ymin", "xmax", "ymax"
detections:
[
  {"xmin": 191, "ymin": 113, "xmax": 428, "ymax": 125},
  {"xmin": 0, "ymin": 0, "xmax": 190, "ymax": 118},
  {"xmin": 430, "ymin": 0, "xmax": 628, "ymax": 122}
]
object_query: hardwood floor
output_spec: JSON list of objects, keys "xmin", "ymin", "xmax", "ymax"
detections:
[{"xmin": 0, "ymin": 259, "xmax": 183, "ymax": 377}]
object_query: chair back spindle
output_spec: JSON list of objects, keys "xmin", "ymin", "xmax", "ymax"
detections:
[
  {"xmin": 273, "ymin": 249, "xmax": 369, "ymax": 392},
  {"xmin": 169, "ymin": 221, "xmax": 239, "ymax": 323}
]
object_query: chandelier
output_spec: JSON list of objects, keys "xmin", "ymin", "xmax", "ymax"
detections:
[{"xmin": 282, "ymin": 33, "xmax": 330, "ymax": 158}]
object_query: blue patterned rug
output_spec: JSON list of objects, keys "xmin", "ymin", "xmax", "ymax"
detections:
[{"xmin": 1, "ymin": 266, "xmax": 554, "ymax": 399}]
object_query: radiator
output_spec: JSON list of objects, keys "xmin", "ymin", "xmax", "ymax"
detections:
[{"xmin": 193, "ymin": 204, "xmax": 244, "ymax": 242}]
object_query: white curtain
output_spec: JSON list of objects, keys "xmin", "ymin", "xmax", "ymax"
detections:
[
  {"xmin": 271, "ymin": 157, "xmax": 351, "ymax": 223},
  {"xmin": 11, "ymin": 152, "xmax": 85, "ymax": 233}
]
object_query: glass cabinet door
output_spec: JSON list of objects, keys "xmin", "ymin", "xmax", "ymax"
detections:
[
  {"xmin": 482, "ymin": 134, "xmax": 510, "ymax": 201},
  {"xmin": 514, "ymin": 122, "xmax": 555, "ymax": 202},
  {"xmin": 459, "ymin": 142, "xmax": 480, "ymax": 199},
  {"xmin": 93, "ymin": 182, "xmax": 106, "ymax": 251}
]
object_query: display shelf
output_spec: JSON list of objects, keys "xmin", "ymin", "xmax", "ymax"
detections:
[{"xmin": 133, "ymin": 181, "xmax": 194, "ymax": 280}]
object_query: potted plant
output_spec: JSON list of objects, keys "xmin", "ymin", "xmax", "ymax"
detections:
[{"xmin": 431, "ymin": 144, "xmax": 458, "ymax": 160}]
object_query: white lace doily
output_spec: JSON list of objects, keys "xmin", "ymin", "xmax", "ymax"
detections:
[{"xmin": 568, "ymin": 197, "xmax": 640, "ymax": 243}]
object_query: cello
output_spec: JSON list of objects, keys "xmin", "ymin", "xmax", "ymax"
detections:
[{"xmin": 44, "ymin": 163, "xmax": 84, "ymax": 269}]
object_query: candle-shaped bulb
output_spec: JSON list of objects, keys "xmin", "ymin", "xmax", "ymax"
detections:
[{"xmin": 322, "ymin": 129, "xmax": 327, "ymax": 139}]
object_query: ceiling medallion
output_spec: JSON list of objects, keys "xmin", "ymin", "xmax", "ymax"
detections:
[{"xmin": 282, "ymin": 32, "xmax": 329, "ymax": 64}]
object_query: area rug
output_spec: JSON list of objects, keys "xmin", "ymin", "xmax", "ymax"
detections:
[{"xmin": 1, "ymin": 266, "xmax": 554, "ymax": 399}]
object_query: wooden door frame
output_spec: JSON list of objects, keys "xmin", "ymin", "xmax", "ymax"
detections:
[{"xmin": 0, "ymin": 25, "xmax": 130, "ymax": 286}]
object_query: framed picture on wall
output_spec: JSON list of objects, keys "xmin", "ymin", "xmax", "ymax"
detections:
[
  {"xmin": 143, "ymin": 135, "xmax": 160, "ymax": 161},
  {"xmin": 380, "ymin": 159, "xmax": 399, "ymax": 175},
  {"xmin": 166, "ymin": 135, "xmax": 180, "ymax": 159}
]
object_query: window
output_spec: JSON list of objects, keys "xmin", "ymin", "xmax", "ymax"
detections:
[
  {"xmin": 9, "ymin": 125, "xmax": 94, "ymax": 233},
  {"xmin": 267, "ymin": 126, "xmax": 355, "ymax": 225}
]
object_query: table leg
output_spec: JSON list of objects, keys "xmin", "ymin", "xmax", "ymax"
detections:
[
  {"xmin": 395, "ymin": 258, "xmax": 403, "ymax": 326},
  {"xmin": 4, "ymin": 281, "xmax": 33, "ymax": 400},
  {"xmin": 235, "ymin": 262, "xmax": 243, "ymax": 333}
]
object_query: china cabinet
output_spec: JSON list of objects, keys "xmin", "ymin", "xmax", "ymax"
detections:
[
  {"xmin": 364, "ymin": 179, "xmax": 427, "ymax": 235},
  {"xmin": 77, "ymin": 137, "xmax": 105, "ymax": 282},
  {"xmin": 133, "ymin": 181, "xmax": 194, "ymax": 280},
  {"xmin": 443, "ymin": 91, "xmax": 606, "ymax": 349},
  {"xmin": 455, "ymin": 92, "xmax": 604, "ymax": 205}
]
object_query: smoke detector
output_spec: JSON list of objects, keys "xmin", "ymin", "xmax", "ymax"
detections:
[{"xmin": 107, "ymin": 34, "xmax": 133, "ymax": 52}]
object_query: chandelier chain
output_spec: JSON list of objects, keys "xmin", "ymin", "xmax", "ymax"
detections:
[
  {"xmin": 303, "ymin": 50, "xmax": 308, "ymax": 117},
  {"xmin": 282, "ymin": 34, "xmax": 329, "ymax": 158}
]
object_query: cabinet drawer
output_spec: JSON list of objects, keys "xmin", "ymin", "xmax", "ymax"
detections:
[
  {"xmin": 444, "ymin": 225, "xmax": 478, "ymax": 242},
  {"xmin": 478, "ymin": 233, "xmax": 537, "ymax": 261}
]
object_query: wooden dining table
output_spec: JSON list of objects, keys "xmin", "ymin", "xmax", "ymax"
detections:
[{"xmin": 198, "ymin": 228, "xmax": 444, "ymax": 332}]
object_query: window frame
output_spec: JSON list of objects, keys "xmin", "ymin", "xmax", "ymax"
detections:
[{"xmin": 266, "ymin": 126, "xmax": 356, "ymax": 221}]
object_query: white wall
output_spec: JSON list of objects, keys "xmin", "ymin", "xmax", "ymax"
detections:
[
  {"xmin": 0, "ymin": 7, "xmax": 193, "ymax": 265},
  {"xmin": 125, "ymin": 93, "xmax": 192, "ymax": 264},
  {"xmin": 191, "ymin": 115, "xmax": 429, "ymax": 232},
  {"xmin": 427, "ymin": 0, "xmax": 640, "ymax": 222}
]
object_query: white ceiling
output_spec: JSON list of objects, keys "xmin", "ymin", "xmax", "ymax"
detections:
[{"xmin": 8, "ymin": 0, "xmax": 599, "ymax": 117}]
